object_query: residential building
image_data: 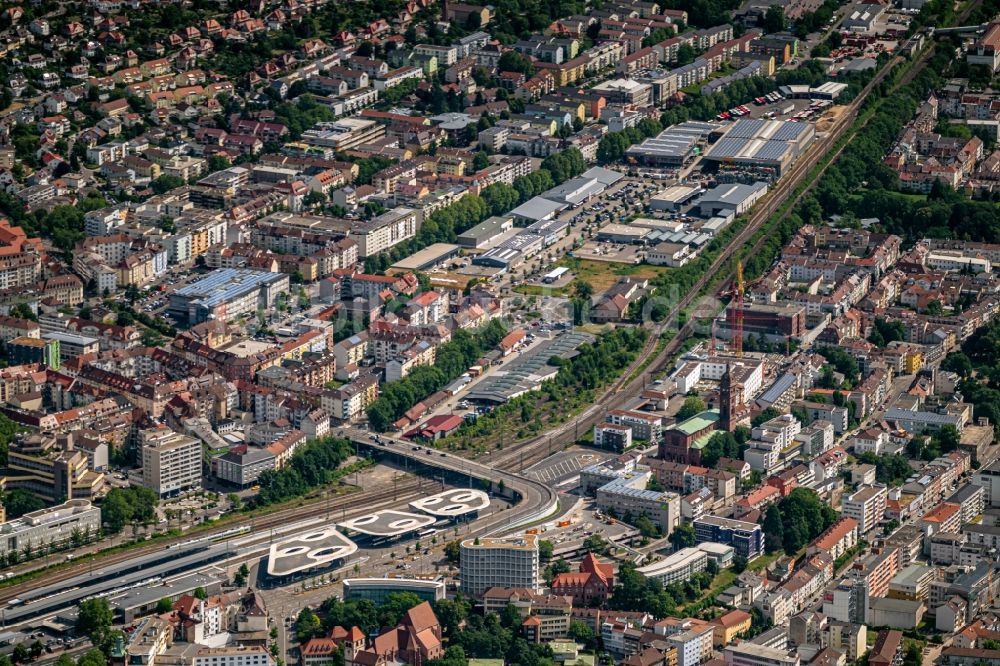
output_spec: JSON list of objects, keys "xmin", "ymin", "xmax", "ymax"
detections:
[
  {"xmin": 139, "ymin": 428, "xmax": 202, "ymax": 497},
  {"xmin": 460, "ymin": 535, "xmax": 540, "ymax": 597}
]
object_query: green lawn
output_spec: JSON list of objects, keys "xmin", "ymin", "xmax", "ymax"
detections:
[
  {"xmin": 555, "ymin": 257, "xmax": 670, "ymax": 293},
  {"xmin": 682, "ymin": 569, "xmax": 739, "ymax": 613}
]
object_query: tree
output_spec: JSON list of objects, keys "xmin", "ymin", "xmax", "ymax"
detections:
[
  {"xmin": 77, "ymin": 598, "xmax": 113, "ymax": 646},
  {"xmin": 101, "ymin": 486, "xmax": 159, "ymax": 533},
  {"xmin": 762, "ymin": 505, "xmax": 785, "ymax": 554},
  {"xmin": 433, "ymin": 597, "xmax": 471, "ymax": 637},
  {"xmin": 753, "ymin": 407, "xmax": 782, "ymax": 427},
  {"xmin": 76, "ymin": 649, "xmax": 108, "ymax": 666},
  {"xmin": 763, "ymin": 488, "xmax": 838, "ymax": 555},
  {"xmin": 569, "ymin": 620, "xmax": 594, "ymax": 644},
  {"xmin": 11, "ymin": 645, "xmax": 27, "ymax": 665},
  {"xmin": 934, "ymin": 425, "xmax": 960, "ymax": 454},
  {"xmin": 472, "ymin": 151, "xmax": 490, "ymax": 170},
  {"xmin": 868, "ymin": 317, "xmax": 906, "ymax": 347},
  {"xmin": 234, "ymin": 562, "xmax": 250, "ymax": 587},
  {"xmin": 676, "ymin": 396, "xmax": 706, "ymax": 421},
  {"xmin": 296, "ymin": 607, "xmax": 322, "ymax": 641},
  {"xmin": 208, "ymin": 155, "xmax": 231, "ymax": 172},
  {"xmin": 676, "ymin": 43, "xmax": 697, "ymax": 65},
  {"xmin": 582, "ymin": 534, "xmax": 607, "ymax": 554},
  {"xmin": 669, "ymin": 523, "xmax": 696, "ymax": 550},
  {"xmin": 304, "ymin": 190, "xmax": 327, "ymax": 207},
  {"xmin": 428, "ymin": 645, "xmax": 467, "ymax": 666},
  {"xmin": 444, "ymin": 540, "xmax": 461, "ymax": 563},
  {"xmin": 539, "ymin": 539, "xmax": 554, "ymax": 561},
  {"xmin": 10, "ymin": 303, "xmax": 36, "ymax": 322},
  {"xmin": 700, "ymin": 431, "xmax": 742, "ymax": 468},
  {"xmin": 194, "ymin": 586, "xmax": 208, "ymax": 600},
  {"xmin": 941, "ymin": 351, "xmax": 973, "ymax": 378},
  {"xmin": 2, "ymin": 489, "xmax": 44, "ymax": 518},
  {"xmin": 156, "ymin": 597, "xmax": 174, "ymax": 614},
  {"xmin": 377, "ymin": 592, "xmax": 423, "ymax": 628},
  {"xmin": 762, "ymin": 5, "xmax": 786, "ymax": 32},
  {"xmin": 572, "ymin": 279, "xmax": 594, "ymax": 300},
  {"xmin": 151, "ymin": 174, "xmax": 185, "ymax": 194},
  {"xmin": 498, "ymin": 50, "xmax": 535, "ymax": 77}
]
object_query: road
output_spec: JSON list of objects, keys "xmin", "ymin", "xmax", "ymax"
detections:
[
  {"xmin": 471, "ymin": 29, "xmax": 935, "ymax": 479},
  {"xmin": 0, "ymin": 16, "xmax": 961, "ymax": 625}
]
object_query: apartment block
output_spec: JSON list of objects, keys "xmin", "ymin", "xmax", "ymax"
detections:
[
  {"xmin": 139, "ymin": 428, "xmax": 203, "ymax": 497},
  {"xmin": 460, "ymin": 535, "xmax": 540, "ymax": 597}
]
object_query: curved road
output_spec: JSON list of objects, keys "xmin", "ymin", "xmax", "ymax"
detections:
[
  {"xmin": 0, "ymin": 21, "xmax": 962, "ymax": 609},
  {"xmin": 480, "ymin": 34, "xmax": 928, "ymax": 474}
]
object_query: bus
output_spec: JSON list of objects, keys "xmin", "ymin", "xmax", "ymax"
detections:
[{"xmin": 417, "ymin": 529, "xmax": 438, "ymax": 538}]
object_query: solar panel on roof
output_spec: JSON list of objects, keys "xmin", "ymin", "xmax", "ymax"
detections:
[{"xmin": 753, "ymin": 141, "xmax": 791, "ymax": 161}]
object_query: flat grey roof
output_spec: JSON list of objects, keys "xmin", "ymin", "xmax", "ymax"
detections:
[
  {"xmin": 466, "ymin": 331, "xmax": 595, "ymax": 403},
  {"xmin": 700, "ymin": 182, "xmax": 768, "ymax": 206},
  {"xmin": 510, "ymin": 196, "xmax": 565, "ymax": 221},
  {"xmin": 109, "ymin": 572, "xmax": 219, "ymax": 611},
  {"xmin": 267, "ymin": 526, "xmax": 358, "ymax": 576},
  {"xmin": 458, "ymin": 216, "xmax": 512, "ymax": 242},
  {"xmin": 338, "ymin": 510, "xmax": 436, "ymax": 536},
  {"xmin": 173, "ymin": 268, "xmax": 285, "ymax": 309},
  {"xmin": 581, "ymin": 166, "xmax": 625, "ymax": 186},
  {"xmin": 391, "ymin": 243, "xmax": 460, "ymax": 271},
  {"xmin": 409, "ymin": 488, "xmax": 490, "ymax": 517}
]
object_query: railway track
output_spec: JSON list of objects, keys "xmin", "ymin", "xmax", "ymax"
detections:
[
  {"xmin": 483, "ymin": 29, "xmax": 945, "ymax": 473},
  {"xmin": 0, "ymin": 480, "xmax": 425, "ymax": 605},
  {"xmin": 1, "ymin": 17, "xmax": 972, "ymax": 608}
]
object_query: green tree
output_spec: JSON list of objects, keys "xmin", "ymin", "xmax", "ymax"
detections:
[
  {"xmin": 296, "ymin": 607, "xmax": 322, "ymax": 641},
  {"xmin": 2, "ymin": 489, "xmax": 44, "ymax": 518},
  {"xmin": 582, "ymin": 534, "xmax": 607, "ymax": 554},
  {"xmin": 151, "ymin": 174, "xmax": 185, "ymax": 194},
  {"xmin": 676, "ymin": 396, "xmax": 706, "ymax": 421},
  {"xmin": 753, "ymin": 407, "xmax": 782, "ymax": 427},
  {"xmin": 433, "ymin": 597, "xmax": 471, "ymax": 637},
  {"xmin": 208, "ymin": 155, "xmax": 231, "ymax": 172},
  {"xmin": 569, "ymin": 619, "xmax": 594, "ymax": 644},
  {"xmin": 472, "ymin": 151, "xmax": 490, "ymax": 170},
  {"xmin": 77, "ymin": 598, "xmax": 114, "ymax": 646},
  {"xmin": 762, "ymin": 5, "xmax": 786, "ymax": 32},
  {"xmin": 669, "ymin": 523, "xmax": 696, "ymax": 549},
  {"xmin": 539, "ymin": 539, "xmax": 554, "ymax": 561},
  {"xmin": 156, "ymin": 597, "xmax": 174, "ymax": 614},
  {"xmin": 762, "ymin": 505, "xmax": 785, "ymax": 554},
  {"xmin": 941, "ymin": 351, "xmax": 973, "ymax": 378},
  {"xmin": 572, "ymin": 279, "xmax": 594, "ymax": 300},
  {"xmin": 498, "ymin": 50, "xmax": 535, "ymax": 77}
]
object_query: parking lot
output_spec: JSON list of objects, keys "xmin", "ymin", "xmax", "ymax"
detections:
[
  {"xmin": 531, "ymin": 499, "xmax": 639, "ymax": 557},
  {"xmin": 527, "ymin": 449, "xmax": 611, "ymax": 485}
]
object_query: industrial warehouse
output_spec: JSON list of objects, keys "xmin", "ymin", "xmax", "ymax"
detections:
[
  {"xmin": 626, "ymin": 121, "xmax": 722, "ymax": 166},
  {"xmin": 702, "ymin": 118, "xmax": 816, "ymax": 180}
]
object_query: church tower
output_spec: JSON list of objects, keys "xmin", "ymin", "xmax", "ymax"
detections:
[{"xmin": 719, "ymin": 364, "xmax": 749, "ymax": 431}]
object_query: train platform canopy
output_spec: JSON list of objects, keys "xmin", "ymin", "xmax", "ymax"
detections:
[
  {"xmin": 409, "ymin": 488, "xmax": 490, "ymax": 517},
  {"xmin": 267, "ymin": 526, "xmax": 358, "ymax": 577},
  {"xmin": 338, "ymin": 509, "xmax": 436, "ymax": 537}
]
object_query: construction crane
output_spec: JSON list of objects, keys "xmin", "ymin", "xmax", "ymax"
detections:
[{"xmin": 734, "ymin": 260, "xmax": 744, "ymax": 358}]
